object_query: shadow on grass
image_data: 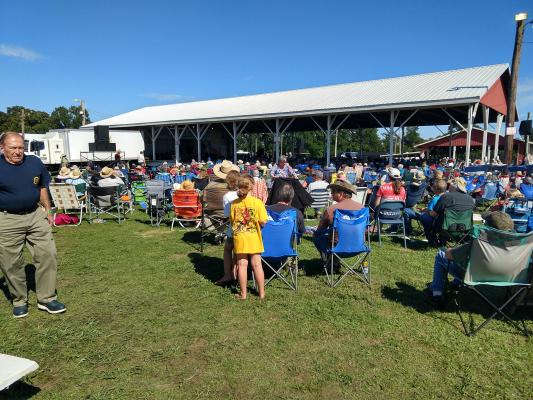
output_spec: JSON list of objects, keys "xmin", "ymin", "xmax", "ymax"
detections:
[
  {"xmin": 0, "ymin": 265, "xmax": 37, "ymax": 305},
  {"xmin": 0, "ymin": 380, "xmax": 40, "ymax": 400},
  {"xmin": 188, "ymin": 252, "xmax": 224, "ymax": 283}
]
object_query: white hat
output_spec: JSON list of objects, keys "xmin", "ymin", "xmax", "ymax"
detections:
[
  {"xmin": 213, "ymin": 160, "xmax": 240, "ymax": 179},
  {"xmin": 388, "ymin": 168, "xmax": 402, "ymax": 179}
]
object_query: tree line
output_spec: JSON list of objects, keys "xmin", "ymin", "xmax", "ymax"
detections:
[
  {"xmin": 0, "ymin": 105, "xmax": 91, "ymax": 134},
  {"xmin": 237, "ymin": 126, "xmax": 423, "ymax": 159}
]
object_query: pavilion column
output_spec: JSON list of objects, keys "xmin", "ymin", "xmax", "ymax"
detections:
[
  {"xmin": 481, "ymin": 105, "xmax": 489, "ymax": 163},
  {"xmin": 326, "ymin": 115, "xmax": 333, "ymax": 166},
  {"xmin": 173, "ymin": 125, "xmax": 187, "ymax": 164},
  {"xmin": 487, "ymin": 145, "xmax": 491, "ymax": 163},
  {"xmin": 221, "ymin": 121, "xmax": 249, "ymax": 164},
  {"xmin": 388, "ymin": 111, "xmax": 399, "ymax": 166},
  {"xmin": 464, "ymin": 103, "xmax": 479, "ymax": 167},
  {"xmin": 494, "ymin": 113, "xmax": 503, "ymax": 163},
  {"xmin": 275, "ymin": 119, "xmax": 281, "ymax": 163},
  {"xmin": 452, "ymin": 146, "xmax": 457, "ymax": 160},
  {"xmin": 151, "ymin": 126, "xmax": 163, "ymax": 161}
]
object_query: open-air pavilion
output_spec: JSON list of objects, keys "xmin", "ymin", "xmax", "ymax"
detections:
[
  {"xmin": 415, "ymin": 127, "xmax": 527, "ymax": 163},
  {"xmin": 86, "ymin": 64, "xmax": 514, "ymax": 166}
]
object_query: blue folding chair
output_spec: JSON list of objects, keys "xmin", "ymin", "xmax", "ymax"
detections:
[
  {"xmin": 345, "ymin": 172, "xmax": 356, "ymax": 184},
  {"xmin": 520, "ymin": 183, "xmax": 533, "ymax": 201},
  {"xmin": 155, "ymin": 172, "xmax": 172, "ymax": 187},
  {"xmin": 373, "ymin": 200, "xmax": 407, "ymax": 248},
  {"xmin": 260, "ymin": 209, "xmax": 299, "ymax": 291},
  {"xmin": 325, "ymin": 208, "xmax": 371, "ymax": 288},
  {"xmin": 174, "ymin": 175, "xmax": 187, "ymax": 184}
]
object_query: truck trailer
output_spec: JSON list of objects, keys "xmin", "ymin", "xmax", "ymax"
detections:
[{"xmin": 24, "ymin": 129, "xmax": 145, "ymax": 165}]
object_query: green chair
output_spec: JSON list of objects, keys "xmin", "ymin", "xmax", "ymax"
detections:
[
  {"xmin": 454, "ymin": 225, "xmax": 533, "ymax": 336},
  {"xmin": 438, "ymin": 209, "xmax": 473, "ymax": 246}
]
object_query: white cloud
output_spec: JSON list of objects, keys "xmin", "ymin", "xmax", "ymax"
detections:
[
  {"xmin": 0, "ymin": 44, "xmax": 41, "ymax": 61},
  {"xmin": 141, "ymin": 93, "xmax": 184, "ymax": 101}
]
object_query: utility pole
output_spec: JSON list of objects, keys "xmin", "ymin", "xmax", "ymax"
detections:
[
  {"xmin": 20, "ymin": 109, "xmax": 25, "ymax": 134},
  {"xmin": 80, "ymin": 100, "xmax": 86, "ymax": 126},
  {"xmin": 527, "ymin": 112, "xmax": 531, "ymax": 158},
  {"xmin": 504, "ymin": 12, "xmax": 528, "ymax": 164}
]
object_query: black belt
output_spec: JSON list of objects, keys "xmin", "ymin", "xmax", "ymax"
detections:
[{"xmin": 0, "ymin": 207, "xmax": 38, "ymax": 215}]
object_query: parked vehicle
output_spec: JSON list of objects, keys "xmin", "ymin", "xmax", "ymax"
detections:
[{"xmin": 24, "ymin": 129, "xmax": 145, "ymax": 165}]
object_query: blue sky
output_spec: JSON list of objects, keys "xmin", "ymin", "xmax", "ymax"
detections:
[{"xmin": 1, "ymin": 0, "xmax": 532, "ymax": 138}]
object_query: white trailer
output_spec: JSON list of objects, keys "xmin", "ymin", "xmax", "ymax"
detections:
[{"xmin": 24, "ymin": 129, "xmax": 145, "ymax": 165}]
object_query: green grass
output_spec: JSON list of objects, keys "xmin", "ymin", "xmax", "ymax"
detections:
[{"xmin": 1, "ymin": 211, "xmax": 531, "ymax": 399}]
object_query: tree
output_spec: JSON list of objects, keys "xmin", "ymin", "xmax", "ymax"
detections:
[{"xmin": 401, "ymin": 126, "xmax": 423, "ymax": 152}]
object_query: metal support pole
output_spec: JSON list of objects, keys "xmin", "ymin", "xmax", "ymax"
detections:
[
  {"xmin": 388, "ymin": 111, "xmax": 397, "ymax": 165},
  {"xmin": 465, "ymin": 104, "xmax": 479, "ymax": 166},
  {"xmin": 452, "ymin": 146, "xmax": 457, "ymax": 160},
  {"xmin": 275, "ymin": 119, "xmax": 281, "ymax": 163},
  {"xmin": 482, "ymin": 105, "xmax": 489, "ymax": 163},
  {"xmin": 487, "ymin": 145, "xmax": 491, "ymax": 163},
  {"xmin": 233, "ymin": 122, "xmax": 238, "ymax": 164},
  {"xmin": 196, "ymin": 124, "xmax": 201, "ymax": 161},
  {"xmin": 326, "ymin": 115, "xmax": 332, "ymax": 166},
  {"xmin": 174, "ymin": 126, "xmax": 179, "ymax": 164},
  {"xmin": 151, "ymin": 126, "xmax": 156, "ymax": 161},
  {"xmin": 494, "ymin": 114, "xmax": 503, "ymax": 162}
]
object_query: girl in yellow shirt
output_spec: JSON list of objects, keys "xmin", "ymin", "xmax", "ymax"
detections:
[{"xmin": 230, "ymin": 176, "xmax": 268, "ymax": 299}]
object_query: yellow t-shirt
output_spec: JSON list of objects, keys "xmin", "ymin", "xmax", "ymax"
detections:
[{"xmin": 230, "ymin": 195, "xmax": 268, "ymax": 254}]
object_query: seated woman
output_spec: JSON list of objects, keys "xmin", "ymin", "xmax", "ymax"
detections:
[
  {"xmin": 178, "ymin": 180, "xmax": 195, "ymax": 191},
  {"xmin": 65, "ymin": 168, "xmax": 87, "ymax": 197},
  {"xmin": 373, "ymin": 168, "xmax": 406, "ymax": 209},
  {"xmin": 55, "ymin": 166, "xmax": 71, "ymax": 183}
]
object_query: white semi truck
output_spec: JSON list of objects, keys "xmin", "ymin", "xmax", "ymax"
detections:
[{"xmin": 23, "ymin": 129, "xmax": 145, "ymax": 165}]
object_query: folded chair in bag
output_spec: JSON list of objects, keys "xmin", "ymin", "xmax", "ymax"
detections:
[
  {"xmin": 353, "ymin": 187, "xmax": 368, "ymax": 206},
  {"xmin": 261, "ymin": 209, "xmax": 299, "ymax": 291},
  {"xmin": 49, "ymin": 183, "xmax": 84, "ymax": 227},
  {"xmin": 373, "ymin": 200, "xmax": 407, "ymax": 248},
  {"xmin": 305, "ymin": 188, "xmax": 330, "ymax": 219},
  {"xmin": 438, "ymin": 209, "xmax": 473, "ymax": 246},
  {"xmin": 171, "ymin": 189, "xmax": 202, "ymax": 230},
  {"xmin": 324, "ymin": 208, "xmax": 371, "ymax": 288},
  {"xmin": 454, "ymin": 225, "xmax": 533, "ymax": 336},
  {"xmin": 87, "ymin": 186, "xmax": 125, "ymax": 223}
]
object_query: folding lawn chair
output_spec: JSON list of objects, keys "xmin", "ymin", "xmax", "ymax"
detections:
[
  {"xmin": 305, "ymin": 188, "xmax": 330, "ymax": 219},
  {"xmin": 454, "ymin": 225, "xmax": 533, "ymax": 336},
  {"xmin": 131, "ymin": 180, "xmax": 147, "ymax": 207},
  {"xmin": 345, "ymin": 171, "xmax": 356, "ymax": 184},
  {"xmin": 49, "ymin": 183, "xmax": 84, "ymax": 226},
  {"xmin": 87, "ymin": 185, "xmax": 125, "ymax": 223},
  {"xmin": 324, "ymin": 208, "xmax": 371, "ymax": 287},
  {"xmin": 353, "ymin": 187, "xmax": 368, "ymax": 206},
  {"xmin": 475, "ymin": 181, "xmax": 502, "ymax": 210},
  {"xmin": 145, "ymin": 180, "xmax": 168, "ymax": 226},
  {"xmin": 261, "ymin": 209, "xmax": 299, "ymax": 291},
  {"xmin": 438, "ymin": 209, "xmax": 473, "ymax": 246},
  {"xmin": 200, "ymin": 185, "xmax": 230, "ymax": 251},
  {"xmin": 372, "ymin": 200, "xmax": 407, "ymax": 248},
  {"xmin": 171, "ymin": 189, "xmax": 202, "ymax": 230},
  {"xmin": 0, "ymin": 353, "xmax": 39, "ymax": 391}
]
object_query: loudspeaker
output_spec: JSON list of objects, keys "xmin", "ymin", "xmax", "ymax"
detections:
[
  {"xmin": 519, "ymin": 120, "xmax": 532, "ymax": 137},
  {"xmin": 89, "ymin": 142, "xmax": 116, "ymax": 152},
  {"xmin": 94, "ymin": 125, "xmax": 110, "ymax": 143}
]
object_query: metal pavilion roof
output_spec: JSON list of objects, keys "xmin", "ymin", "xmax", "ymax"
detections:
[{"xmin": 87, "ymin": 64, "xmax": 509, "ymax": 129}]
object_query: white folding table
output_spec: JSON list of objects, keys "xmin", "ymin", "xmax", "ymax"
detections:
[{"xmin": 0, "ymin": 353, "xmax": 39, "ymax": 391}]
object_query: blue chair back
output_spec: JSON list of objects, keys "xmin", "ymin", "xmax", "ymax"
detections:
[
  {"xmin": 156, "ymin": 173, "xmax": 172, "ymax": 186},
  {"xmin": 331, "ymin": 208, "xmax": 369, "ymax": 255},
  {"xmin": 520, "ymin": 183, "xmax": 533, "ymax": 201},
  {"xmin": 377, "ymin": 200, "xmax": 405, "ymax": 223},
  {"xmin": 174, "ymin": 175, "xmax": 187, "ymax": 184},
  {"xmin": 528, "ymin": 215, "xmax": 533, "ymax": 233},
  {"xmin": 262, "ymin": 209, "xmax": 297, "ymax": 258},
  {"xmin": 482, "ymin": 182, "xmax": 499, "ymax": 200},
  {"xmin": 346, "ymin": 172, "xmax": 356, "ymax": 184}
]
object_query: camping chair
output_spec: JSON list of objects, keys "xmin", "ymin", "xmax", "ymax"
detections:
[
  {"xmin": 131, "ymin": 180, "xmax": 147, "ymax": 207},
  {"xmin": 346, "ymin": 171, "xmax": 356, "ymax": 184},
  {"xmin": 353, "ymin": 187, "xmax": 368, "ymax": 206},
  {"xmin": 260, "ymin": 209, "xmax": 299, "ymax": 291},
  {"xmin": 438, "ymin": 209, "xmax": 473, "ymax": 246},
  {"xmin": 171, "ymin": 189, "xmax": 202, "ymax": 230},
  {"xmin": 305, "ymin": 188, "xmax": 330, "ymax": 219},
  {"xmin": 372, "ymin": 200, "xmax": 407, "ymax": 248},
  {"xmin": 0, "ymin": 353, "xmax": 39, "ymax": 391},
  {"xmin": 324, "ymin": 208, "xmax": 371, "ymax": 287},
  {"xmin": 49, "ymin": 183, "xmax": 84, "ymax": 227},
  {"xmin": 155, "ymin": 172, "xmax": 173, "ymax": 187},
  {"xmin": 504, "ymin": 201, "xmax": 531, "ymax": 234},
  {"xmin": 366, "ymin": 185, "xmax": 380, "ymax": 211},
  {"xmin": 454, "ymin": 225, "xmax": 533, "ymax": 336},
  {"xmin": 87, "ymin": 185, "xmax": 125, "ymax": 223},
  {"xmin": 145, "ymin": 179, "xmax": 167, "ymax": 226},
  {"xmin": 475, "ymin": 181, "xmax": 502, "ymax": 210},
  {"xmin": 200, "ymin": 186, "xmax": 230, "ymax": 252}
]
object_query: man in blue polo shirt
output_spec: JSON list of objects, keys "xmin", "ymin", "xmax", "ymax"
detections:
[{"xmin": 0, "ymin": 132, "xmax": 66, "ymax": 318}]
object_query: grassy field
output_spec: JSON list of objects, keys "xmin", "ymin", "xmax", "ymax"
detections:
[{"xmin": 1, "ymin": 211, "xmax": 531, "ymax": 399}]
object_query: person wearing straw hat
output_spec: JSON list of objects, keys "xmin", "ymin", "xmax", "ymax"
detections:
[
  {"xmin": 66, "ymin": 167, "xmax": 87, "ymax": 197},
  {"xmin": 97, "ymin": 166, "xmax": 124, "ymax": 187},
  {"xmin": 202, "ymin": 160, "xmax": 238, "ymax": 232},
  {"xmin": 313, "ymin": 180, "xmax": 363, "ymax": 260},
  {"xmin": 0, "ymin": 132, "xmax": 66, "ymax": 317},
  {"xmin": 55, "ymin": 166, "xmax": 71, "ymax": 183}
]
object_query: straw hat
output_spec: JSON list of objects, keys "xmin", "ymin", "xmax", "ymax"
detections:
[
  {"xmin": 100, "ymin": 166, "xmax": 114, "ymax": 178},
  {"xmin": 411, "ymin": 170, "xmax": 426, "ymax": 186},
  {"xmin": 59, "ymin": 167, "xmax": 71, "ymax": 176},
  {"xmin": 327, "ymin": 180, "xmax": 357, "ymax": 195},
  {"xmin": 449, "ymin": 177, "xmax": 467, "ymax": 193},
  {"xmin": 69, "ymin": 169, "xmax": 82, "ymax": 179},
  {"xmin": 181, "ymin": 180, "xmax": 195, "ymax": 190},
  {"xmin": 213, "ymin": 160, "xmax": 240, "ymax": 179}
]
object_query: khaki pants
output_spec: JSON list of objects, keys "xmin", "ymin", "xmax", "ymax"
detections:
[{"xmin": 0, "ymin": 208, "xmax": 58, "ymax": 307}]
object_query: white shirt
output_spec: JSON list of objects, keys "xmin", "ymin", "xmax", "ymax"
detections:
[
  {"xmin": 223, "ymin": 190, "xmax": 239, "ymax": 237},
  {"xmin": 307, "ymin": 179, "xmax": 329, "ymax": 192}
]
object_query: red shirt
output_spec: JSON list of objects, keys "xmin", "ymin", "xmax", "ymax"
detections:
[{"xmin": 377, "ymin": 182, "xmax": 406, "ymax": 201}]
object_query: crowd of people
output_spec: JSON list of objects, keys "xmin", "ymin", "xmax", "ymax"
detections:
[{"xmin": 1, "ymin": 126, "xmax": 532, "ymax": 315}]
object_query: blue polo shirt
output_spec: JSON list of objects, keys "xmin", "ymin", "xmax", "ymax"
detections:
[{"xmin": 0, "ymin": 155, "xmax": 51, "ymax": 213}]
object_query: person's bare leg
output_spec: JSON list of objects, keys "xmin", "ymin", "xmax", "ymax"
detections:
[
  {"xmin": 216, "ymin": 240, "xmax": 234, "ymax": 284},
  {"xmin": 236, "ymin": 254, "xmax": 248, "ymax": 299},
  {"xmin": 250, "ymin": 254, "xmax": 265, "ymax": 299}
]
